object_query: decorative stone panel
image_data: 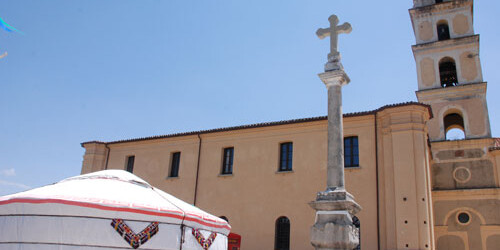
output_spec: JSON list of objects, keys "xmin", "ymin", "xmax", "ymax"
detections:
[
  {"xmin": 435, "ymin": 148, "xmax": 484, "ymax": 161},
  {"xmin": 460, "ymin": 51, "xmax": 478, "ymax": 82},
  {"xmin": 420, "ymin": 57, "xmax": 436, "ymax": 87},
  {"xmin": 453, "ymin": 14, "xmax": 469, "ymax": 36},
  {"xmin": 432, "ymin": 160, "xmax": 495, "ymax": 190},
  {"xmin": 418, "ymin": 21, "xmax": 434, "ymax": 41}
]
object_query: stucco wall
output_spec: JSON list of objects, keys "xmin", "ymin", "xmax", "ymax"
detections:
[
  {"xmin": 416, "ymin": 82, "xmax": 491, "ymax": 141},
  {"xmin": 433, "ymin": 188, "xmax": 500, "ymax": 250},
  {"xmin": 83, "ymin": 117, "xmax": 379, "ymax": 250},
  {"xmin": 431, "ymin": 139, "xmax": 500, "ymax": 250},
  {"xmin": 414, "ymin": 38, "xmax": 483, "ymax": 90},
  {"xmin": 105, "ymin": 135, "xmax": 201, "ymax": 204},
  {"xmin": 81, "ymin": 104, "xmax": 433, "ymax": 249},
  {"xmin": 376, "ymin": 106, "xmax": 434, "ymax": 250},
  {"xmin": 411, "ymin": 2, "xmax": 474, "ymax": 44}
]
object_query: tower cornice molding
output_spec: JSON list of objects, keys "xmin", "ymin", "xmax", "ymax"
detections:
[
  {"xmin": 416, "ymin": 82, "xmax": 486, "ymax": 102},
  {"xmin": 410, "ymin": 0, "xmax": 472, "ymax": 18},
  {"xmin": 412, "ymin": 35, "xmax": 478, "ymax": 54}
]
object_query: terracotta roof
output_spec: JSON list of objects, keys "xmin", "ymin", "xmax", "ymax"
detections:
[
  {"xmin": 489, "ymin": 138, "xmax": 500, "ymax": 152},
  {"xmin": 81, "ymin": 102, "xmax": 431, "ymax": 146},
  {"xmin": 495, "ymin": 138, "xmax": 500, "ymax": 147}
]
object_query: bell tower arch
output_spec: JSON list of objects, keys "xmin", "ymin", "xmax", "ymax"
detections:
[{"xmin": 410, "ymin": 0, "xmax": 491, "ymax": 141}]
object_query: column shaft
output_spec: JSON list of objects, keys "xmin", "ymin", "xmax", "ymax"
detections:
[{"xmin": 327, "ymin": 83, "xmax": 345, "ymax": 189}]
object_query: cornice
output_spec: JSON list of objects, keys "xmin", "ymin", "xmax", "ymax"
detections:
[
  {"xmin": 82, "ymin": 102, "xmax": 431, "ymax": 146},
  {"xmin": 409, "ymin": 0, "xmax": 472, "ymax": 18},
  {"xmin": 412, "ymin": 35, "xmax": 479, "ymax": 54},
  {"xmin": 416, "ymin": 82, "xmax": 486, "ymax": 102}
]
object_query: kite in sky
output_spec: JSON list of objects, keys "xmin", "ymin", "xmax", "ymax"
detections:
[
  {"xmin": 0, "ymin": 16, "xmax": 23, "ymax": 59},
  {"xmin": 0, "ymin": 16, "xmax": 23, "ymax": 34}
]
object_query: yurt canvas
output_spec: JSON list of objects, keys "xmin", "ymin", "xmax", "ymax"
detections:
[{"xmin": 0, "ymin": 170, "xmax": 230, "ymax": 250}]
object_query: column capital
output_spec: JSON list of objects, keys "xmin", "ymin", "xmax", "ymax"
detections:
[{"xmin": 318, "ymin": 70, "xmax": 350, "ymax": 88}]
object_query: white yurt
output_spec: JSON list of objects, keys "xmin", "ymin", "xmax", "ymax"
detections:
[{"xmin": 0, "ymin": 170, "xmax": 230, "ymax": 250}]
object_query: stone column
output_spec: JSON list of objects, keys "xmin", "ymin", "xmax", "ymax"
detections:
[
  {"xmin": 310, "ymin": 14, "xmax": 361, "ymax": 250},
  {"xmin": 323, "ymin": 71, "xmax": 349, "ymax": 190}
]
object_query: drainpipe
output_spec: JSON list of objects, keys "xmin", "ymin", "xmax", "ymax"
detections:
[
  {"xmin": 193, "ymin": 134, "xmax": 202, "ymax": 205},
  {"xmin": 374, "ymin": 113, "xmax": 381, "ymax": 250}
]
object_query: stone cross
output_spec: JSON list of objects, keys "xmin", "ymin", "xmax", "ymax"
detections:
[
  {"xmin": 316, "ymin": 15, "xmax": 352, "ymax": 62},
  {"xmin": 310, "ymin": 14, "xmax": 361, "ymax": 250}
]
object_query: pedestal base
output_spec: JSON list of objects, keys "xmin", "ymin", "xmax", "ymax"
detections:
[{"xmin": 309, "ymin": 189, "xmax": 361, "ymax": 250}]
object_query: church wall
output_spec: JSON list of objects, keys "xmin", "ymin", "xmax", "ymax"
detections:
[
  {"xmin": 411, "ymin": 2, "xmax": 473, "ymax": 44},
  {"xmin": 187, "ymin": 116, "xmax": 379, "ymax": 250},
  {"xmin": 420, "ymin": 57, "xmax": 437, "ymax": 87},
  {"xmin": 416, "ymin": 83, "xmax": 490, "ymax": 141},
  {"xmin": 452, "ymin": 14, "xmax": 470, "ymax": 36},
  {"xmin": 80, "ymin": 113, "xmax": 387, "ymax": 249},
  {"xmin": 80, "ymin": 104, "xmax": 433, "ymax": 249},
  {"xmin": 492, "ymin": 150, "xmax": 500, "ymax": 187},
  {"xmin": 413, "ymin": 0, "xmax": 435, "ymax": 9},
  {"xmin": 194, "ymin": 121, "xmax": 329, "ymax": 250},
  {"xmin": 81, "ymin": 142, "xmax": 107, "ymax": 174},
  {"xmin": 414, "ymin": 39, "xmax": 482, "ymax": 90},
  {"xmin": 376, "ymin": 105, "xmax": 434, "ymax": 250},
  {"xmin": 432, "ymin": 188, "xmax": 500, "ymax": 250},
  {"xmin": 431, "ymin": 139, "xmax": 499, "ymax": 189},
  {"xmin": 430, "ymin": 139, "xmax": 500, "ymax": 250},
  {"xmin": 105, "ymin": 135, "xmax": 201, "ymax": 204}
]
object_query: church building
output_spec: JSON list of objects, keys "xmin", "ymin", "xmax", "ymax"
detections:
[{"xmin": 80, "ymin": 1, "xmax": 500, "ymax": 249}]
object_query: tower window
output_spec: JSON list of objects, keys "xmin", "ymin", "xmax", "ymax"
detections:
[
  {"xmin": 169, "ymin": 152, "xmax": 181, "ymax": 177},
  {"xmin": 439, "ymin": 57, "xmax": 458, "ymax": 87},
  {"xmin": 437, "ymin": 21, "xmax": 450, "ymax": 41},
  {"xmin": 279, "ymin": 142, "xmax": 293, "ymax": 172},
  {"xmin": 435, "ymin": 0, "xmax": 443, "ymax": 3},
  {"xmin": 344, "ymin": 136, "xmax": 359, "ymax": 168},
  {"xmin": 221, "ymin": 147, "xmax": 234, "ymax": 175},
  {"xmin": 275, "ymin": 216, "xmax": 290, "ymax": 250}
]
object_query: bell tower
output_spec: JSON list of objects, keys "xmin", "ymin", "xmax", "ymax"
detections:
[{"xmin": 410, "ymin": 0, "xmax": 491, "ymax": 141}]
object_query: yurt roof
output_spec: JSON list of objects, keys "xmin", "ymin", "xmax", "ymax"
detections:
[{"xmin": 0, "ymin": 170, "xmax": 230, "ymax": 235}]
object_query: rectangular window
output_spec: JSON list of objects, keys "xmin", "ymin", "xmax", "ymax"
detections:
[
  {"xmin": 221, "ymin": 147, "xmax": 234, "ymax": 175},
  {"xmin": 279, "ymin": 142, "xmax": 293, "ymax": 172},
  {"xmin": 126, "ymin": 155, "xmax": 135, "ymax": 173},
  {"xmin": 344, "ymin": 136, "xmax": 359, "ymax": 168},
  {"xmin": 170, "ymin": 152, "xmax": 181, "ymax": 177}
]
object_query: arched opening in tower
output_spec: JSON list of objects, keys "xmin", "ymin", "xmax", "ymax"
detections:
[
  {"xmin": 444, "ymin": 113, "xmax": 465, "ymax": 140},
  {"xmin": 437, "ymin": 21, "xmax": 451, "ymax": 41},
  {"xmin": 439, "ymin": 57, "xmax": 458, "ymax": 87}
]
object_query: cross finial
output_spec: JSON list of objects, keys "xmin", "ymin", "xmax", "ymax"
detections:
[{"xmin": 316, "ymin": 14, "xmax": 352, "ymax": 68}]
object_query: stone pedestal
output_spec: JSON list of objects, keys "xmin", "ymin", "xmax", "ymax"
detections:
[{"xmin": 310, "ymin": 189, "xmax": 361, "ymax": 250}]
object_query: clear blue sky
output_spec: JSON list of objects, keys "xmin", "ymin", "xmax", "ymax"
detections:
[{"xmin": 1, "ymin": 1, "xmax": 499, "ymax": 196}]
